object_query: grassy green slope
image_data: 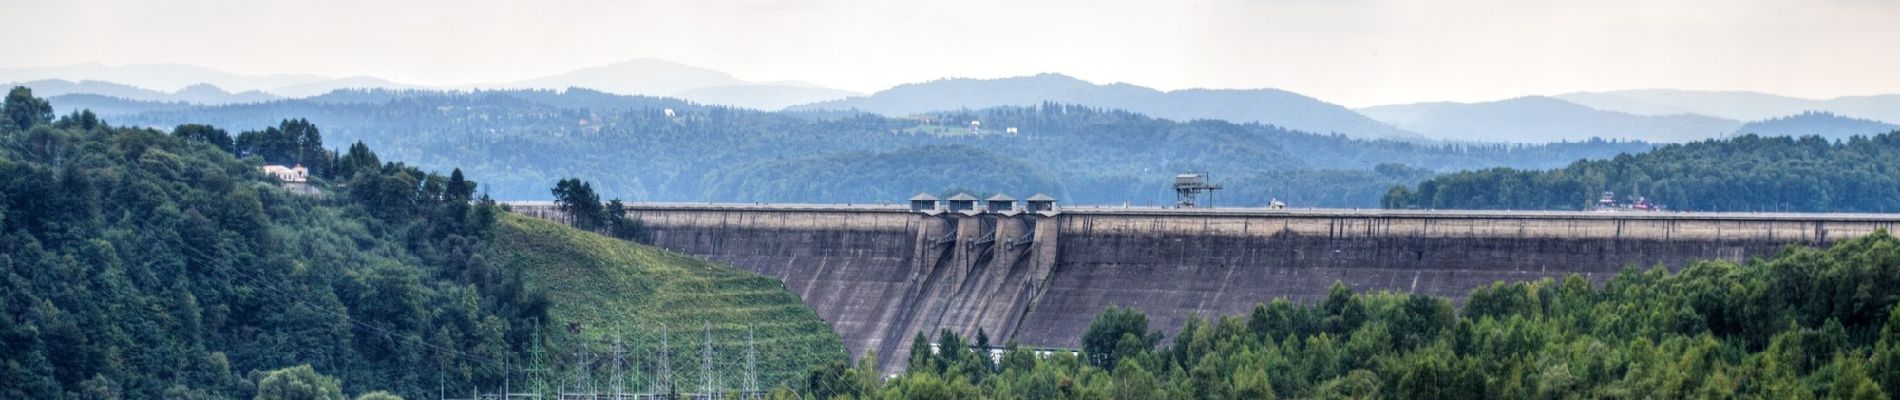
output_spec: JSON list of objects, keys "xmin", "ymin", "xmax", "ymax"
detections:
[{"xmin": 492, "ymin": 213, "xmax": 846, "ymax": 390}]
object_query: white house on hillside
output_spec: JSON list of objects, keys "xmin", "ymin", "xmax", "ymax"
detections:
[{"xmin": 262, "ymin": 164, "xmax": 308, "ymax": 183}]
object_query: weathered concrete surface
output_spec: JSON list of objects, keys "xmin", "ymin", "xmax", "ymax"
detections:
[{"xmin": 505, "ymin": 202, "xmax": 1900, "ymax": 372}]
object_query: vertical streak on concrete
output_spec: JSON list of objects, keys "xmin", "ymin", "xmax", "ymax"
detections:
[
  {"xmin": 935, "ymin": 216, "xmax": 1021, "ymax": 338},
  {"xmin": 1006, "ymin": 214, "xmax": 1062, "ymax": 344},
  {"xmin": 870, "ymin": 214, "xmax": 953, "ymax": 372}
]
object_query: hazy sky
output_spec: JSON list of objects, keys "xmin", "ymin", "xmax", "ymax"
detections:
[{"xmin": 5, "ymin": 0, "xmax": 1897, "ymax": 106}]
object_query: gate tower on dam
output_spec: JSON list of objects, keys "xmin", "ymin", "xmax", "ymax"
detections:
[{"xmin": 506, "ymin": 198, "xmax": 1900, "ymax": 374}]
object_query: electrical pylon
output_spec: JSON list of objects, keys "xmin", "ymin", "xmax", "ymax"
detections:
[{"xmin": 743, "ymin": 326, "xmax": 759, "ymax": 399}]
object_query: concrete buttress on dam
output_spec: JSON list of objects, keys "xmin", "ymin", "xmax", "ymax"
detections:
[{"xmin": 508, "ymin": 203, "xmax": 1900, "ymax": 373}]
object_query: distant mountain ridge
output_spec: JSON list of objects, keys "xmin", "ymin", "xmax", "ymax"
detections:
[
  {"xmin": 1556, "ymin": 89, "xmax": 1900, "ymax": 124},
  {"xmin": 1, "ymin": 59, "xmax": 860, "ymax": 110},
  {"xmin": 0, "ymin": 62, "xmax": 327, "ymax": 93},
  {"xmin": 17, "ymin": 61, "xmax": 1900, "ymax": 139},
  {"xmin": 1732, "ymin": 111, "xmax": 1900, "ymax": 140},
  {"xmin": 1356, "ymin": 96, "xmax": 1741, "ymax": 142},
  {"xmin": 6, "ymin": 79, "xmax": 280, "ymax": 104},
  {"xmin": 267, "ymin": 76, "xmax": 432, "ymax": 98},
  {"xmin": 501, "ymin": 58, "xmax": 742, "ymax": 95},
  {"xmin": 788, "ymin": 73, "xmax": 1425, "ymax": 141},
  {"xmin": 482, "ymin": 58, "xmax": 860, "ymax": 109}
]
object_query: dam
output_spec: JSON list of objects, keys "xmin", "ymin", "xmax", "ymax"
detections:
[{"xmin": 504, "ymin": 200, "xmax": 1900, "ymax": 373}]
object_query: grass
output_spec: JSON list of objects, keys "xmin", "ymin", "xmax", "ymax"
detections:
[{"xmin": 493, "ymin": 213, "xmax": 846, "ymax": 391}]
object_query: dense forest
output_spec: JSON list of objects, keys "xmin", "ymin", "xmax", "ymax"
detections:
[
  {"xmin": 788, "ymin": 231, "xmax": 1900, "ymax": 399},
  {"xmin": 85, "ymin": 89, "xmax": 1654, "ymax": 207},
  {"xmin": 0, "ymin": 86, "xmax": 532, "ymax": 398},
  {"xmin": 1383, "ymin": 133, "xmax": 1900, "ymax": 212},
  {"xmin": 0, "ymin": 88, "xmax": 843, "ymax": 399}
]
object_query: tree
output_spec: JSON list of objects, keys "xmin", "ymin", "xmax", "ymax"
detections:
[
  {"xmin": 1233, "ymin": 367, "xmax": 1276, "ymax": 400},
  {"xmin": 335, "ymin": 141, "xmax": 380, "ymax": 181},
  {"xmin": 804, "ymin": 360, "xmax": 866, "ymax": 400},
  {"xmin": 353, "ymin": 391, "xmax": 403, "ymax": 400},
  {"xmin": 434, "ymin": 169, "xmax": 477, "ymax": 238},
  {"xmin": 1082, "ymin": 306, "xmax": 1156, "ymax": 370},
  {"xmin": 79, "ymin": 373, "xmax": 123, "ymax": 400},
  {"xmin": 445, "ymin": 169, "xmax": 474, "ymax": 203},
  {"xmin": 254, "ymin": 365, "xmax": 345, "ymax": 400},
  {"xmin": 58, "ymin": 110, "xmax": 100, "ymax": 131},
  {"xmin": 551, "ymin": 178, "xmax": 604, "ymax": 229},
  {"xmin": 280, "ymin": 118, "xmax": 328, "ymax": 177},
  {"xmin": 1313, "ymin": 369, "xmax": 1379, "ymax": 400},
  {"xmin": 1872, "ymin": 304, "xmax": 1900, "ymax": 399},
  {"xmin": 603, "ymin": 199, "xmax": 643, "ymax": 240},
  {"xmin": 173, "ymin": 124, "xmax": 234, "ymax": 153},
  {"xmin": 4, "ymin": 86, "xmax": 53, "ymax": 131},
  {"xmin": 907, "ymin": 331, "xmax": 936, "ymax": 373},
  {"xmin": 1111, "ymin": 359, "xmax": 1160, "ymax": 400},
  {"xmin": 1381, "ymin": 185, "xmax": 1412, "ymax": 209}
]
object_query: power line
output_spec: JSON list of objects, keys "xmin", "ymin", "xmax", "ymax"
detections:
[{"xmin": 219, "ymin": 248, "xmax": 823, "ymax": 399}]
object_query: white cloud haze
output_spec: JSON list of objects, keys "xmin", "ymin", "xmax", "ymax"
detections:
[{"xmin": 4, "ymin": 0, "xmax": 1897, "ymax": 106}]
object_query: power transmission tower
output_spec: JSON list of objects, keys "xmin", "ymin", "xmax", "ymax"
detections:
[
  {"xmin": 702, "ymin": 323, "xmax": 717, "ymax": 400},
  {"xmin": 610, "ymin": 335, "xmax": 627, "ymax": 400},
  {"xmin": 742, "ymin": 326, "xmax": 759, "ymax": 400},
  {"xmin": 526, "ymin": 323, "xmax": 551, "ymax": 400},
  {"xmin": 564, "ymin": 340, "xmax": 594, "ymax": 400},
  {"xmin": 654, "ymin": 324, "xmax": 672, "ymax": 399}
]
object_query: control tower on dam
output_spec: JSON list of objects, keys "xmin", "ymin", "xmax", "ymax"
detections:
[{"xmin": 504, "ymin": 200, "xmax": 1900, "ymax": 373}]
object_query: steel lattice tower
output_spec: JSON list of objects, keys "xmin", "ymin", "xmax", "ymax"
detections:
[
  {"xmin": 742, "ymin": 326, "xmax": 759, "ymax": 399},
  {"xmin": 702, "ymin": 323, "xmax": 717, "ymax": 399},
  {"xmin": 654, "ymin": 325, "xmax": 672, "ymax": 398}
]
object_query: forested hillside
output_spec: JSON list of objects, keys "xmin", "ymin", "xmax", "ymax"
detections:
[
  {"xmin": 102, "ymin": 89, "xmax": 1652, "ymax": 207},
  {"xmin": 1733, "ymin": 111, "xmax": 1900, "ymax": 140},
  {"xmin": 803, "ymin": 232, "xmax": 1900, "ymax": 399},
  {"xmin": 1382, "ymin": 133, "xmax": 1900, "ymax": 212},
  {"xmin": 0, "ymin": 88, "xmax": 842, "ymax": 399}
]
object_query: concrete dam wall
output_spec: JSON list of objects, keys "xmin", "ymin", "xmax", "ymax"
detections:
[{"xmin": 507, "ymin": 202, "xmax": 1900, "ymax": 373}]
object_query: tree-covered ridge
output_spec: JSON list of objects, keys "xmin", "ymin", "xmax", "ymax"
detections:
[
  {"xmin": 799, "ymin": 231, "xmax": 1900, "ymax": 399},
  {"xmin": 1733, "ymin": 111, "xmax": 1900, "ymax": 140},
  {"xmin": 1382, "ymin": 132, "xmax": 1900, "ymax": 212},
  {"xmin": 105, "ymin": 89, "xmax": 1653, "ymax": 207},
  {"xmin": 0, "ymin": 88, "xmax": 845, "ymax": 399},
  {"xmin": 0, "ymin": 86, "xmax": 542, "ymax": 398}
]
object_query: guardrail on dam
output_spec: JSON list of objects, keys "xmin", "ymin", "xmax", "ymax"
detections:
[{"xmin": 504, "ymin": 202, "xmax": 1900, "ymax": 373}]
